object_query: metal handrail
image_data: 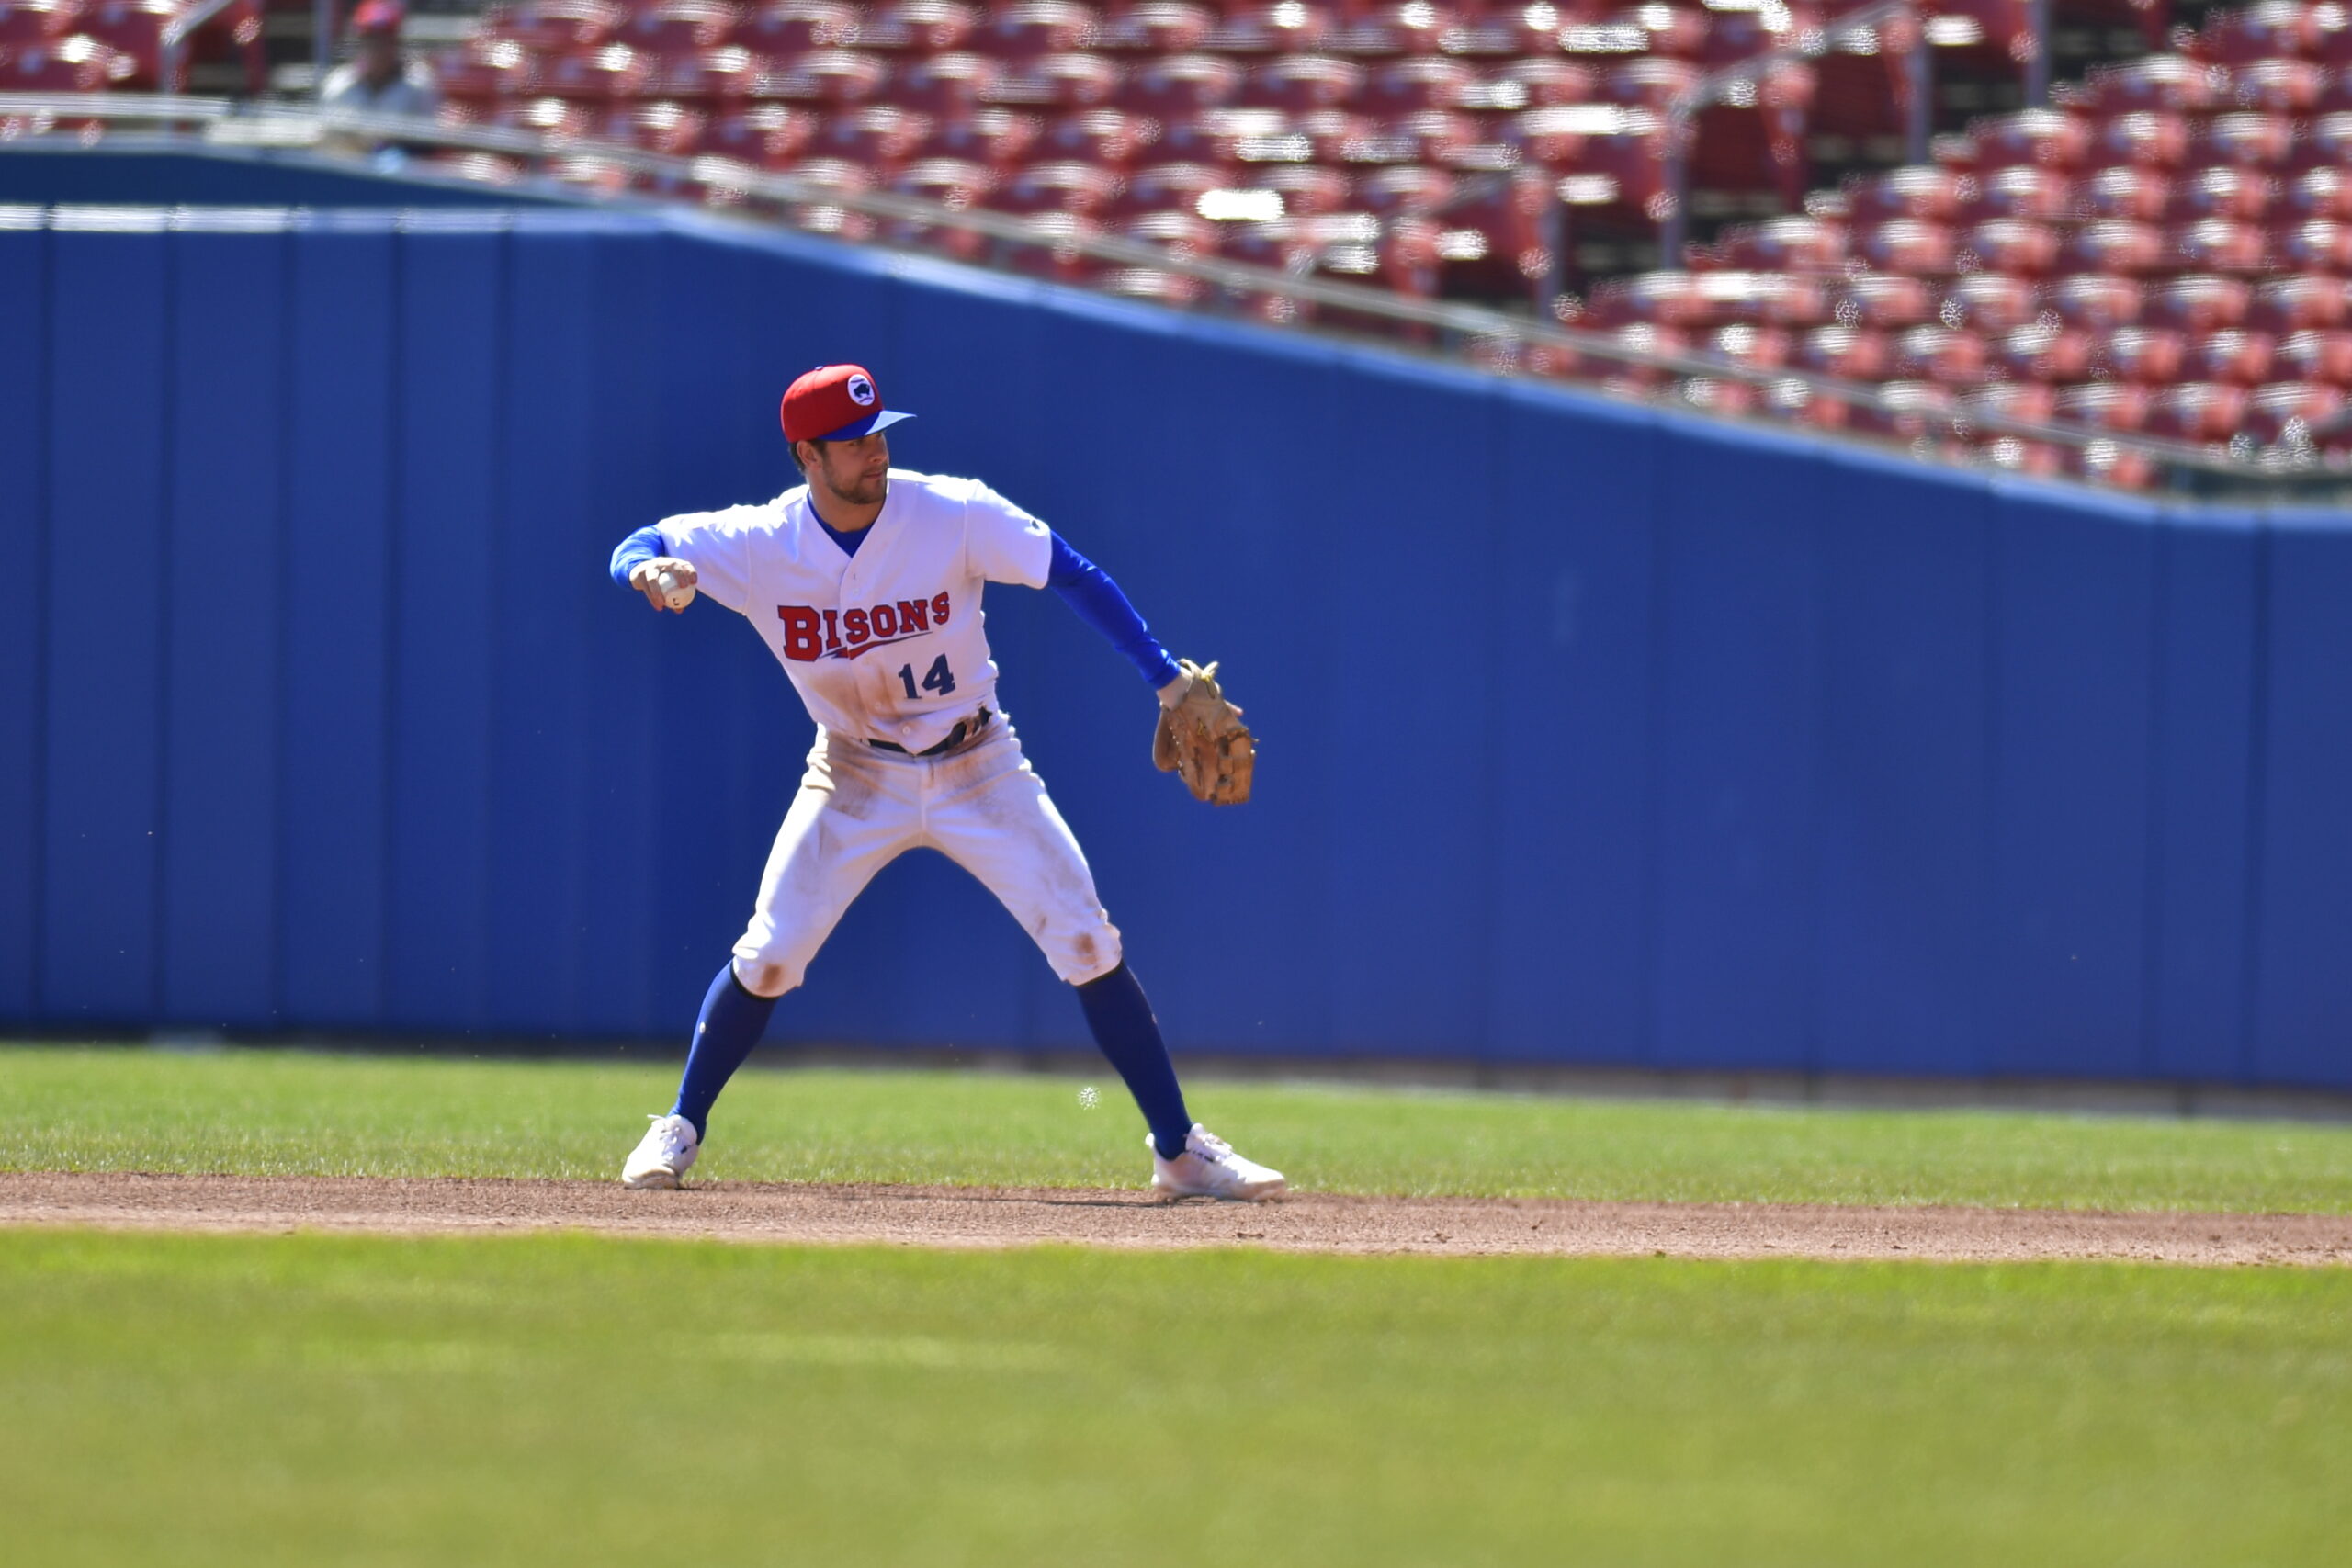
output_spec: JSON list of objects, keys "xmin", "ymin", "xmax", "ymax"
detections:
[{"xmin": 0, "ymin": 91, "xmax": 2333, "ymax": 492}]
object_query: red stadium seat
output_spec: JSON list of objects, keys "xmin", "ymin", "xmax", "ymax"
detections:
[
  {"xmin": 1121, "ymin": 209, "xmax": 1216, "ymax": 257},
  {"xmin": 1964, "ymin": 380, "xmax": 2060, "ymax": 423},
  {"xmin": 970, "ymin": 2, "xmax": 1099, "ymax": 57},
  {"xmin": 888, "ymin": 156, "xmax": 994, "ymax": 256},
  {"xmin": 1037, "ymin": 105, "xmax": 1151, "ymax": 165},
  {"xmin": 1326, "ymin": 2, "xmax": 1453, "ymax": 60},
  {"xmin": 2322, "ymin": 4, "xmax": 2352, "ymax": 63},
  {"xmin": 2248, "ymin": 275, "xmax": 2352, "ymax": 334},
  {"xmin": 539, "ymin": 42, "xmax": 657, "ymax": 102},
  {"xmin": 1114, "ymin": 52, "xmax": 1238, "ymax": 115},
  {"xmin": 2227, "ymin": 57, "xmax": 2324, "ymax": 112},
  {"xmin": 1558, "ymin": 6, "xmax": 1707, "ymax": 62},
  {"xmin": 2044, "ymin": 272, "xmax": 2143, "ymax": 331},
  {"xmin": 2292, "ymin": 112, "xmax": 2352, "ymax": 171},
  {"xmin": 435, "ymin": 39, "xmax": 541, "ymax": 103},
  {"xmin": 988, "ymin": 157, "xmax": 1120, "ymax": 214},
  {"xmin": 2145, "ymin": 383, "xmax": 2250, "ymax": 442},
  {"xmin": 1238, "ymin": 55, "xmax": 1363, "ymax": 113},
  {"xmin": 1894, "ymin": 325, "xmax": 1992, "ymax": 386},
  {"xmin": 704, "ymin": 102, "xmax": 820, "ymax": 165},
  {"xmin": 1492, "ymin": 57, "xmax": 1600, "ymax": 110},
  {"xmin": 2192, "ymin": 2, "xmax": 2319, "ymax": 65},
  {"xmin": 603, "ymin": 98, "xmax": 710, "ymax": 155},
  {"xmin": 2058, "ymin": 219, "xmax": 2165, "ymax": 275},
  {"xmin": 616, "ymin": 1, "xmax": 740, "ymax": 59},
  {"xmin": 737, "ymin": 1, "xmax": 862, "ymax": 53},
  {"xmin": 2143, "ymin": 275, "xmax": 2252, "ymax": 333},
  {"xmin": 1849, "ymin": 165, "xmax": 1967, "ymax": 224},
  {"xmin": 1356, "ymin": 164, "xmax": 1453, "ymax": 214},
  {"xmin": 2170, "ymin": 166, "xmax": 2270, "ymax": 223},
  {"xmin": 1838, "ymin": 273, "xmax": 1939, "ymax": 329},
  {"xmin": 887, "ymin": 51, "xmax": 1001, "ymax": 113},
  {"xmin": 910, "ymin": 108, "xmax": 1039, "ymax": 169},
  {"xmin": 2083, "ymin": 166, "xmax": 2171, "ymax": 221},
  {"xmin": 662, "ymin": 46, "xmax": 771, "ymax": 101},
  {"xmin": 1993, "ymin": 321, "xmax": 2097, "ymax": 379},
  {"xmin": 808, "ymin": 104, "xmax": 933, "ymax": 169},
  {"xmin": 1837, "ymin": 381, "xmax": 1959, "ymax": 443},
  {"xmin": 1962, "ymin": 217, "xmax": 2062, "ymax": 276},
  {"xmin": 1512, "ymin": 104, "xmax": 1658, "ymax": 172},
  {"xmin": 2070, "ymin": 52, "xmax": 2224, "ymax": 116},
  {"xmin": 2168, "ymin": 218, "xmax": 2269, "ymax": 274},
  {"xmin": 2245, "ymin": 383, "xmax": 2348, "ymax": 446},
  {"xmin": 1940, "ymin": 272, "xmax": 2040, "ymax": 331},
  {"xmin": 2054, "ymin": 382, "xmax": 2154, "ymax": 431},
  {"xmin": 2100, "ymin": 326, "xmax": 2186, "ymax": 383},
  {"xmin": 2186, "ymin": 329, "xmax": 2278, "ymax": 387},
  {"xmin": 860, "ymin": 0, "xmax": 980, "ymax": 51},
  {"xmin": 1695, "ymin": 215, "xmax": 1847, "ymax": 274},
  {"xmin": 1442, "ymin": 5, "xmax": 1564, "ymax": 62},
  {"xmin": 2084, "ymin": 110, "xmax": 2190, "ymax": 171},
  {"xmin": 1701, "ymin": 0, "xmax": 1810, "ymax": 66},
  {"xmin": 2280, "ymin": 167, "xmax": 2352, "ymax": 224},
  {"xmin": 1108, "ymin": 160, "xmax": 1228, "ymax": 217},
  {"xmin": 1600, "ymin": 57, "xmax": 1700, "ymax": 112},
  {"xmin": 1856, "ymin": 219, "xmax": 1960, "ymax": 275},
  {"xmin": 1202, "ymin": 2, "xmax": 1332, "ymax": 56},
  {"xmin": 2272, "ymin": 219, "xmax": 2352, "ymax": 274},
  {"xmin": 491, "ymin": 94, "xmax": 594, "ymax": 139},
  {"xmin": 1331, "ymin": 109, "xmax": 1478, "ymax": 167},
  {"xmin": 1583, "ymin": 270, "xmax": 1703, "ymax": 328},
  {"xmin": 2193, "ymin": 112, "xmax": 2295, "ymax": 170},
  {"xmin": 1361, "ymin": 55, "xmax": 1474, "ymax": 115},
  {"xmin": 2275, "ymin": 328, "xmax": 2352, "ymax": 385},
  {"xmin": 0, "ymin": 0, "xmax": 85, "ymax": 48},
  {"xmin": 1097, "ymin": 1, "xmax": 1212, "ymax": 54},
  {"xmin": 1794, "ymin": 324, "xmax": 1895, "ymax": 378},
  {"xmin": 70, "ymin": 0, "xmax": 183, "ymax": 89},
  {"xmin": 1261, "ymin": 162, "xmax": 1355, "ymax": 215},
  {"xmin": 1969, "ymin": 110, "xmax": 2093, "ymax": 173},
  {"xmin": 1968, "ymin": 165, "xmax": 2071, "ymax": 222},
  {"xmin": 983, "ymin": 51, "xmax": 1119, "ymax": 109},
  {"xmin": 1702, "ymin": 323, "xmax": 1796, "ymax": 370}
]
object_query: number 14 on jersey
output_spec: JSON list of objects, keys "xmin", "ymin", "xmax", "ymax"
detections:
[{"xmin": 897, "ymin": 655, "xmax": 956, "ymax": 701}]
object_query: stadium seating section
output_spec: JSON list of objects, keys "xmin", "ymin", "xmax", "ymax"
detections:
[{"xmin": 6, "ymin": 0, "xmax": 2349, "ymax": 484}]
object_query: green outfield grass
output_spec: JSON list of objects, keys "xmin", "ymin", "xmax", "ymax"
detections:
[
  {"xmin": 6, "ymin": 1043, "xmax": 2352, "ymax": 1211},
  {"xmin": 2, "ymin": 1228, "xmax": 2346, "ymax": 1568}
]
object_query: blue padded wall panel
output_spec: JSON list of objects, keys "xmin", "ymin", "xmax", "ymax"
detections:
[
  {"xmin": 385, "ymin": 230, "xmax": 503, "ymax": 1032},
  {"xmin": 1317, "ymin": 355, "xmax": 1499, "ymax": 1055},
  {"xmin": 1646, "ymin": 423, "xmax": 1826, "ymax": 1069},
  {"xmin": 1810, "ymin": 453, "xmax": 1994, "ymax": 1077},
  {"xmin": 41, "ymin": 230, "xmax": 170, "ymax": 1022},
  {"xmin": 2145, "ymin": 509, "xmax": 2258, "ymax": 1082},
  {"xmin": 486, "ymin": 227, "xmax": 605, "ymax": 1036},
  {"xmin": 1486, "ymin": 389, "xmax": 1660, "ymax": 1063},
  {"xmin": 1982, "ymin": 485, "xmax": 2159, "ymax": 1077},
  {"xmin": 0, "ymin": 228, "xmax": 46, "ymax": 1019},
  {"xmin": 279, "ymin": 225, "xmax": 396, "ymax": 1028},
  {"xmin": 2250, "ymin": 519, "xmax": 2352, "ymax": 1089},
  {"xmin": 159, "ymin": 231, "xmax": 285, "ymax": 1027}
]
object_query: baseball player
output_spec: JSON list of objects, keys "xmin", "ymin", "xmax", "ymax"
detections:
[{"xmin": 607, "ymin": 363, "xmax": 1283, "ymax": 1201}]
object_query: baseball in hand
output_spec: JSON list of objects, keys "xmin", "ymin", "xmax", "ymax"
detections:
[{"xmin": 655, "ymin": 568, "xmax": 695, "ymax": 611}]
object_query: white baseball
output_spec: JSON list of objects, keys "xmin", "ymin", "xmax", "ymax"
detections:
[{"xmin": 655, "ymin": 568, "xmax": 695, "ymax": 611}]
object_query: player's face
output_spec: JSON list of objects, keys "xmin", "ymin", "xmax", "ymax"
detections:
[{"xmin": 808, "ymin": 433, "xmax": 890, "ymax": 507}]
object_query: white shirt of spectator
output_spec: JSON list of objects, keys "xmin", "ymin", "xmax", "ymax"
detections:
[
  {"xmin": 654, "ymin": 470, "xmax": 1053, "ymax": 752},
  {"xmin": 320, "ymin": 58, "xmax": 440, "ymax": 121}
]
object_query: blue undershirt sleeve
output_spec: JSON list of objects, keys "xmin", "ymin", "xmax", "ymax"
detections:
[
  {"xmin": 1047, "ymin": 532, "xmax": 1182, "ymax": 691},
  {"xmin": 609, "ymin": 525, "xmax": 669, "ymax": 588}
]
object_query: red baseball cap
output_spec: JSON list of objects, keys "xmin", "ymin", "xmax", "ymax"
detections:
[
  {"xmin": 350, "ymin": 0, "xmax": 404, "ymax": 33},
  {"xmin": 780, "ymin": 364, "xmax": 915, "ymax": 445}
]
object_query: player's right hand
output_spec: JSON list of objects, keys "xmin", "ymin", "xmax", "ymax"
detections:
[{"xmin": 629, "ymin": 557, "xmax": 698, "ymax": 612}]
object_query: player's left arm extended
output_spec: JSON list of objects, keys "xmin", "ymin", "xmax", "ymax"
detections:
[{"xmin": 1047, "ymin": 533, "xmax": 1253, "ymax": 806}]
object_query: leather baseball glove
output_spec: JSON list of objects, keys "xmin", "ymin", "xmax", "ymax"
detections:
[{"xmin": 1153, "ymin": 659, "xmax": 1254, "ymax": 806}]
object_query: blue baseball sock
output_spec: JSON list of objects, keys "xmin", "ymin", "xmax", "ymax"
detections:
[
  {"xmin": 671, "ymin": 961, "xmax": 779, "ymax": 1140},
  {"xmin": 1075, "ymin": 963, "xmax": 1193, "ymax": 1159}
]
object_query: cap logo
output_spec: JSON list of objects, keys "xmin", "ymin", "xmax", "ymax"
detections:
[{"xmin": 846, "ymin": 373, "xmax": 876, "ymax": 407}]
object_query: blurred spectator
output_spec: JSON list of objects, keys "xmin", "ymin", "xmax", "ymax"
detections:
[{"xmin": 321, "ymin": 0, "xmax": 440, "ymax": 131}]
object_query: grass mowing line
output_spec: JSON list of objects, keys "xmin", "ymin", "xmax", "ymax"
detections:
[
  {"xmin": 1, "ymin": 1227, "xmax": 2347, "ymax": 1568},
  {"xmin": 6, "ymin": 1043, "xmax": 2352, "ymax": 1213}
]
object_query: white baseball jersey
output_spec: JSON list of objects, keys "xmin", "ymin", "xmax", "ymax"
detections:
[{"xmin": 654, "ymin": 469, "xmax": 1052, "ymax": 751}]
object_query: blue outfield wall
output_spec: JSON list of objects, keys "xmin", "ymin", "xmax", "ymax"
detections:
[{"xmin": 3, "ymin": 205, "xmax": 2350, "ymax": 1089}]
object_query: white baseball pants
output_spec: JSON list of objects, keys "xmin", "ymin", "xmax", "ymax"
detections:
[{"xmin": 730, "ymin": 718, "xmax": 1125, "ymax": 998}]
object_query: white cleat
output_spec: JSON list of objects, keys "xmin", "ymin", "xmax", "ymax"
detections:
[
  {"xmin": 1149, "ymin": 1124, "xmax": 1287, "ymax": 1201},
  {"xmin": 620, "ymin": 1113, "xmax": 699, "ymax": 1189}
]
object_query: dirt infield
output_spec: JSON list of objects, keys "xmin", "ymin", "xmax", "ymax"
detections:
[{"xmin": 4, "ymin": 1171, "xmax": 2350, "ymax": 1265}]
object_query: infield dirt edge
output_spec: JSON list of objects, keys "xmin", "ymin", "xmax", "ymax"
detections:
[{"xmin": 4, "ymin": 1171, "xmax": 2350, "ymax": 1267}]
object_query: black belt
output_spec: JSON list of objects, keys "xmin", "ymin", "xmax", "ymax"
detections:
[{"xmin": 871, "ymin": 708, "xmax": 990, "ymax": 757}]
